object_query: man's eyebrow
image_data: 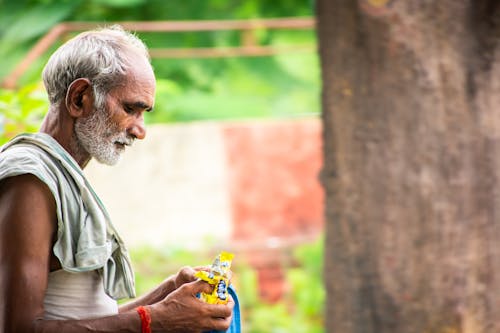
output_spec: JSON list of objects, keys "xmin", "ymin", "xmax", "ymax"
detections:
[{"xmin": 125, "ymin": 101, "xmax": 153, "ymax": 112}]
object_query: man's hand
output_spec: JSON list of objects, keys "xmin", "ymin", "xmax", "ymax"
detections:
[
  {"xmin": 119, "ymin": 265, "xmax": 229, "ymax": 313},
  {"xmin": 150, "ymin": 279, "xmax": 234, "ymax": 333},
  {"xmin": 173, "ymin": 266, "xmax": 213, "ymax": 289}
]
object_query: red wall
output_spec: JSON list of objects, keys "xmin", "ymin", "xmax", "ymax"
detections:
[{"xmin": 223, "ymin": 119, "xmax": 324, "ymax": 302}]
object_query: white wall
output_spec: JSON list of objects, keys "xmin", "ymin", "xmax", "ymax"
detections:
[{"xmin": 84, "ymin": 122, "xmax": 232, "ymax": 249}]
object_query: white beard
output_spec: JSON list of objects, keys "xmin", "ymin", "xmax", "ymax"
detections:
[{"xmin": 74, "ymin": 106, "xmax": 133, "ymax": 166}]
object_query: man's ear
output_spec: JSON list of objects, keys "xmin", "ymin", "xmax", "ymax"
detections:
[{"xmin": 65, "ymin": 78, "xmax": 92, "ymax": 118}]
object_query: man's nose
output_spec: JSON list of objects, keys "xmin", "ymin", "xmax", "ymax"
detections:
[{"xmin": 127, "ymin": 117, "xmax": 146, "ymax": 140}]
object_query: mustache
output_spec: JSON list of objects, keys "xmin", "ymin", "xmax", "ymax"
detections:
[{"xmin": 113, "ymin": 134, "xmax": 135, "ymax": 146}]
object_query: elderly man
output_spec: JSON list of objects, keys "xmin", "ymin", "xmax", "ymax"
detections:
[{"xmin": 0, "ymin": 26, "xmax": 234, "ymax": 332}]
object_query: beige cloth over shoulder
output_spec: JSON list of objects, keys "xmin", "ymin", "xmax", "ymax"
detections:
[{"xmin": 0, "ymin": 132, "xmax": 135, "ymax": 300}]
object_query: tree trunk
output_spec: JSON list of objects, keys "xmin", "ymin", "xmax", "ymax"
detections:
[{"xmin": 317, "ymin": 1, "xmax": 500, "ymax": 332}]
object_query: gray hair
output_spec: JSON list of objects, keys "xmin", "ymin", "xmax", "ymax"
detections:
[{"xmin": 42, "ymin": 25, "xmax": 151, "ymax": 107}]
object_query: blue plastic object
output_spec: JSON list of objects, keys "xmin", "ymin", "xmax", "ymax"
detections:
[{"xmin": 204, "ymin": 285, "xmax": 241, "ymax": 333}]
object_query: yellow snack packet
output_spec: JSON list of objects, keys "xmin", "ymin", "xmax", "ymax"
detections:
[{"xmin": 195, "ymin": 251, "xmax": 234, "ymax": 304}]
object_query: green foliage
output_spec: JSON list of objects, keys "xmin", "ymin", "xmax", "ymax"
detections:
[
  {"xmin": 1, "ymin": 2, "xmax": 78, "ymax": 43},
  {"xmin": 129, "ymin": 246, "xmax": 213, "ymax": 295},
  {"xmin": 128, "ymin": 237, "xmax": 325, "ymax": 332},
  {"xmin": 238, "ymin": 237, "xmax": 325, "ymax": 333},
  {"xmin": 287, "ymin": 238, "xmax": 325, "ymax": 327},
  {"xmin": 0, "ymin": 84, "xmax": 48, "ymax": 145},
  {"xmin": 91, "ymin": 0, "xmax": 147, "ymax": 8},
  {"xmin": 0, "ymin": 1, "xmax": 81, "ymax": 79},
  {"xmin": 0, "ymin": 0, "xmax": 319, "ymax": 124},
  {"xmin": 148, "ymin": 52, "xmax": 320, "ymax": 123}
]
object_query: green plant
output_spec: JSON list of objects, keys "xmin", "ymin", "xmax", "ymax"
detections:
[
  {"xmin": 238, "ymin": 238, "xmax": 325, "ymax": 333},
  {"xmin": 1, "ymin": 0, "xmax": 319, "ymax": 124},
  {"xmin": 128, "ymin": 245, "xmax": 212, "ymax": 296},
  {"xmin": 147, "ymin": 51, "xmax": 320, "ymax": 124},
  {"xmin": 127, "ymin": 237, "xmax": 325, "ymax": 333},
  {"xmin": 0, "ymin": 84, "xmax": 48, "ymax": 145}
]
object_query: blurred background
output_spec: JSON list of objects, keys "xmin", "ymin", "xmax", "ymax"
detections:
[{"xmin": 0, "ymin": 0, "xmax": 324, "ymax": 332}]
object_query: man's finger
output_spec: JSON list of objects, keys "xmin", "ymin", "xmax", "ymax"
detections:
[
  {"xmin": 186, "ymin": 279, "xmax": 215, "ymax": 295},
  {"xmin": 193, "ymin": 265, "xmax": 211, "ymax": 272},
  {"xmin": 208, "ymin": 303, "xmax": 233, "ymax": 319},
  {"xmin": 208, "ymin": 315, "xmax": 233, "ymax": 331}
]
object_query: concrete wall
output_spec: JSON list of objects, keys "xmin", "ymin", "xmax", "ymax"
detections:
[
  {"xmin": 85, "ymin": 122, "xmax": 232, "ymax": 248},
  {"xmin": 84, "ymin": 118, "xmax": 324, "ymax": 251}
]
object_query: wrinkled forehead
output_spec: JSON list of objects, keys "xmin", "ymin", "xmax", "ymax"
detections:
[
  {"xmin": 108, "ymin": 58, "xmax": 156, "ymax": 108},
  {"xmin": 123, "ymin": 50, "xmax": 156, "ymax": 87}
]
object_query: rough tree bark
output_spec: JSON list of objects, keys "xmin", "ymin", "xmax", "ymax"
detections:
[{"xmin": 317, "ymin": 1, "xmax": 500, "ymax": 332}]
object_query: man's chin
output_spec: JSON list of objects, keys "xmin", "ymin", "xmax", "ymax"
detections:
[{"xmin": 93, "ymin": 153, "xmax": 121, "ymax": 166}]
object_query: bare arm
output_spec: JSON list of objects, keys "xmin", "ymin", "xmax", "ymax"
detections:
[
  {"xmin": 0, "ymin": 174, "xmax": 57, "ymax": 332},
  {"xmin": 119, "ymin": 273, "xmax": 178, "ymax": 313},
  {"xmin": 0, "ymin": 175, "xmax": 233, "ymax": 333},
  {"xmin": 119, "ymin": 266, "xmax": 208, "ymax": 312}
]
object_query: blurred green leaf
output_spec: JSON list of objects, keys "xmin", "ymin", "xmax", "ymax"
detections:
[
  {"xmin": 1, "ymin": 2, "xmax": 79, "ymax": 43},
  {"xmin": 91, "ymin": 0, "xmax": 146, "ymax": 8},
  {"xmin": 126, "ymin": 237, "xmax": 325, "ymax": 333},
  {"xmin": 0, "ymin": 83, "xmax": 47, "ymax": 145},
  {"xmin": 0, "ymin": 0, "xmax": 319, "ymax": 125}
]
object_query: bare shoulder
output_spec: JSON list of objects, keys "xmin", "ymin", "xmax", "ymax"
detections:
[
  {"xmin": 0, "ymin": 172, "xmax": 55, "ymax": 205},
  {"xmin": 0, "ymin": 173, "xmax": 56, "ymax": 256},
  {"xmin": 0, "ymin": 175, "xmax": 58, "ymax": 333}
]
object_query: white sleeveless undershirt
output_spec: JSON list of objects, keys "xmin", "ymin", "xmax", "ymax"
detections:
[{"xmin": 43, "ymin": 270, "xmax": 118, "ymax": 320}]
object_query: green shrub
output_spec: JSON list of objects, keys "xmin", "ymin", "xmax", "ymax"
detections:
[
  {"xmin": 237, "ymin": 237, "xmax": 325, "ymax": 333},
  {"xmin": 0, "ymin": 84, "xmax": 47, "ymax": 145},
  {"xmin": 128, "ymin": 237, "xmax": 325, "ymax": 333}
]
